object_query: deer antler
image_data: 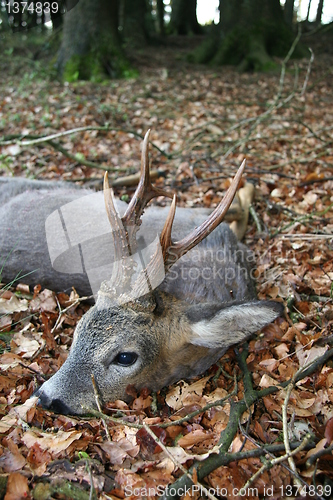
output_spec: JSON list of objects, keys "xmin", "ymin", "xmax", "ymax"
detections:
[
  {"xmin": 160, "ymin": 160, "xmax": 246, "ymax": 269},
  {"xmin": 103, "ymin": 130, "xmax": 174, "ymax": 298},
  {"xmin": 123, "ymin": 131, "xmax": 173, "ymax": 222},
  {"xmin": 104, "ymin": 130, "xmax": 173, "ymax": 254},
  {"xmin": 103, "ymin": 131, "xmax": 245, "ymax": 302}
]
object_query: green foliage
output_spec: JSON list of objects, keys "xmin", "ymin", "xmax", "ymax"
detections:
[
  {"xmin": 1, "ymin": 30, "xmax": 59, "ymax": 82},
  {"xmin": 0, "ymin": 154, "xmax": 14, "ymax": 174},
  {"xmin": 33, "ymin": 480, "xmax": 90, "ymax": 500},
  {"xmin": 62, "ymin": 47, "xmax": 135, "ymax": 83},
  {"xmin": 123, "ymin": 68, "xmax": 139, "ymax": 79},
  {"xmin": 0, "ymin": 475, "xmax": 7, "ymax": 499},
  {"xmin": 62, "ymin": 55, "xmax": 82, "ymax": 82},
  {"xmin": 0, "ymin": 330, "xmax": 14, "ymax": 354}
]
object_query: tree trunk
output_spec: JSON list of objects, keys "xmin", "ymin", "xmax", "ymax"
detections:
[
  {"xmin": 170, "ymin": 0, "xmax": 201, "ymax": 35},
  {"xmin": 315, "ymin": 0, "xmax": 324, "ymax": 25},
  {"xmin": 57, "ymin": 0, "xmax": 129, "ymax": 81},
  {"xmin": 156, "ymin": 0, "xmax": 165, "ymax": 35},
  {"xmin": 187, "ymin": 0, "xmax": 201, "ymax": 34},
  {"xmin": 219, "ymin": 0, "xmax": 238, "ymax": 32},
  {"xmin": 193, "ymin": 0, "xmax": 303, "ymax": 72},
  {"xmin": 123, "ymin": 0, "xmax": 149, "ymax": 47},
  {"xmin": 284, "ymin": 0, "xmax": 295, "ymax": 26}
]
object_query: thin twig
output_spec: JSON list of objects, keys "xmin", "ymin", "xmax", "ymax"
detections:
[
  {"xmin": 282, "ymin": 381, "xmax": 303, "ymax": 488},
  {"xmin": 242, "ymin": 434, "xmax": 312, "ymax": 493},
  {"xmin": 239, "ymin": 422, "xmax": 311, "ymax": 482},
  {"xmin": 0, "ymin": 127, "xmax": 173, "ymax": 158},
  {"xmin": 85, "ymin": 459, "xmax": 96, "ymax": 500},
  {"xmin": 306, "ymin": 442, "xmax": 333, "ymax": 467},
  {"xmin": 161, "ymin": 348, "xmax": 333, "ymax": 499},
  {"xmin": 83, "ymin": 388, "xmax": 236, "ymax": 430},
  {"xmin": 143, "ymin": 423, "xmax": 218, "ymax": 500},
  {"xmin": 301, "ymin": 47, "xmax": 314, "ymax": 96},
  {"xmin": 90, "ymin": 374, "xmax": 111, "ymax": 441},
  {"xmin": 51, "ymin": 297, "xmax": 80, "ymax": 334}
]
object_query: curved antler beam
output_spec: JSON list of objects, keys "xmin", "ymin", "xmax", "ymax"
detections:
[
  {"xmin": 122, "ymin": 130, "xmax": 174, "ymax": 228},
  {"xmin": 163, "ymin": 160, "xmax": 246, "ymax": 269}
]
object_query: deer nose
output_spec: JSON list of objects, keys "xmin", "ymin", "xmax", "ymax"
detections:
[{"xmin": 36, "ymin": 390, "xmax": 72, "ymax": 415}]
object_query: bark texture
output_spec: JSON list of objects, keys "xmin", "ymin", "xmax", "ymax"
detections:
[
  {"xmin": 57, "ymin": 0, "xmax": 128, "ymax": 80},
  {"xmin": 192, "ymin": 0, "xmax": 303, "ymax": 71}
]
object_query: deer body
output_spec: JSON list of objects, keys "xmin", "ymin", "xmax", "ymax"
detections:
[
  {"xmin": 1, "ymin": 178, "xmax": 242, "ymax": 297},
  {"xmin": 1, "ymin": 132, "xmax": 283, "ymax": 415}
]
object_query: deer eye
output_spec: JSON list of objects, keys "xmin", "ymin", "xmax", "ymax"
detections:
[{"xmin": 115, "ymin": 352, "xmax": 138, "ymax": 366}]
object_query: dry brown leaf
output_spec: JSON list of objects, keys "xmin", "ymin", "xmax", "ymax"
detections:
[
  {"xmin": 0, "ymin": 315, "xmax": 12, "ymax": 332},
  {"xmin": 324, "ymin": 417, "xmax": 333, "ymax": 446},
  {"xmin": 259, "ymin": 374, "xmax": 279, "ymax": 388},
  {"xmin": 4, "ymin": 472, "xmax": 29, "ymax": 500},
  {"xmin": 278, "ymin": 359, "xmax": 298, "ymax": 379},
  {"xmin": 282, "ymin": 326, "xmax": 298, "ymax": 342},
  {"xmin": 165, "ymin": 445, "xmax": 215, "ymax": 463},
  {"xmin": 274, "ymin": 343, "xmax": 289, "ymax": 359},
  {"xmin": 0, "ymin": 396, "xmax": 38, "ymax": 433},
  {"xmin": 165, "ymin": 376, "xmax": 211, "ymax": 410},
  {"xmin": 204, "ymin": 386, "xmax": 228, "ymax": 404},
  {"xmin": 30, "ymin": 288, "xmax": 57, "ymax": 312},
  {"xmin": 15, "ymin": 283, "xmax": 30, "ymax": 294},
  {"xmin": 11, "ymin": 330, "xmax": 41, "ymax": 358},
  {"xmin": 114, "ymin": 469, "xmax": 146, "ymax": 493},
  {"xmin": 263, "ymin": 396, "xmax": 283, "ymax": 415},
  {"xmin": 177, "ymin": 429, "xmax": 209, "ymax": 448},
  {"xmin": 100, "ymin": 441, "xmax": 132, "ymax": 465},
  {"xmin": 0, "ymin": 295, "xmax": 28, "ymax": 314},
  {"xmin": 26, "ymin": 442, "xmax": 51, "ymax": 475},
  {"xmin": 0, "ymin": 441, "xmax": 26, "ymax": 472},
  {"xmin": 305, "ymin": 438, "xmax": 327, "ymax": 461},
  {"xmin": 22, "ymin": 429, "xmax": 82, "ymax": 456},
  {"xmin": 132, "ymin": 395, "xmax": 153, "ymax": 410},
  {"xmin": 296, "ymin": 343, "xmax": 328, "ymax": 368},
  {"xmin": 0, "ymin": 352, "xmax": 23, "ymax": 371},
  {"xmin": 259, "ymin": 358, "xmax": 279, "ymax": 372}
]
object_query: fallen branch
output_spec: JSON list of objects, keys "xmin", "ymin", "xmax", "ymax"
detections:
[
  {"xmin": 160, "ymin": 346, "xmax": 333, "ymax": 499},
  {"xmin": 306, "ymin": 442, "xmax": 333, "ymax": 467},
  {"xmin": 242, "ymin": 434, "xmax": 312, "ymax": 493},
  {"xmin": 0, "ymin": 128, "xmax": 173, "ymax": 158}
]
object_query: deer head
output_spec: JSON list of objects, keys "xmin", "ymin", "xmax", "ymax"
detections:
[{"xmin": 37, "ymin": 131, "xmax": 283, "ymax": 415}]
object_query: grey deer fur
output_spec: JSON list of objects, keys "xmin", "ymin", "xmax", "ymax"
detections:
[{"xmin": 1, "ymin": 131, "xmax": 283, "ymax": 415}]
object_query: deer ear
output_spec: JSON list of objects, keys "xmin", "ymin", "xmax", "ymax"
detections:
[{"xmin": 187, "ymin": 301, "xmax": 284, "ymax": 349}]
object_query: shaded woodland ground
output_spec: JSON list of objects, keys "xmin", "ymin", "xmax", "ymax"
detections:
[{"xmin": 0, "ymin": 28, "xmax": 333, "ymax": 499}]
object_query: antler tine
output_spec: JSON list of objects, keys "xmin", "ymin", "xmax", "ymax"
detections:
[
  {"xmin": 127, "ymin": 194, "xmax": 177, "ymax": 301},
  {"xmin": 104, "ymin": 172, "xmax": 130, "ymax": 282},
  {"xmin": 160, "ymin": 194, "xmax": 177, "ymax": 262},
  {"xmin": 122, "ymin": 130, "xmax": 174, "ymax": 229},
  {"xmin": 164, "ymin": 160, "xmax": 246, "ymax": 269}
]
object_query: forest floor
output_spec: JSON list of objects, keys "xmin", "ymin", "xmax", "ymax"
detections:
[{"xmin": 0, "ymin": 29, "xmax": 333, "ymax": 499}]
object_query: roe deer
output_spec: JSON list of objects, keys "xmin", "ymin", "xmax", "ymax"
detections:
[{"xmin": 1, "ymin": 131, "xmax": 283, "ymax": 414}]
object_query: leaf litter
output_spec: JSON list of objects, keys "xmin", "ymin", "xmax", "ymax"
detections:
[{"xmin": 0, "ymin": 34, "xmax": 333, "ymax": 499}]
